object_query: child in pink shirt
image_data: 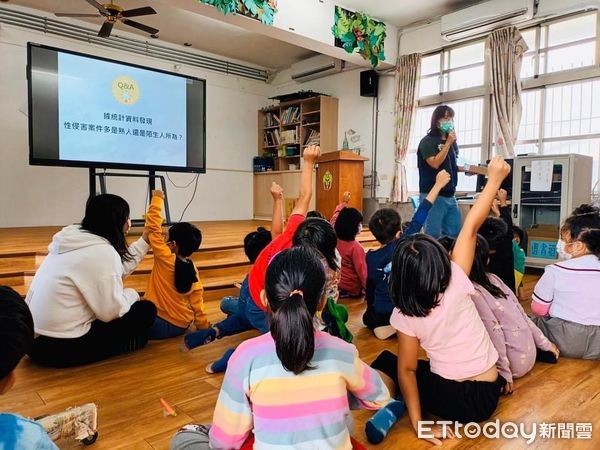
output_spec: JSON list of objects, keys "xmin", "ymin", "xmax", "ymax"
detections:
[
  {"xmin": 469, "ymin": 235, "xmax": 559, "ymax": 392},
  {"xmin": 369, "ymin": 157, "xmax": 511, "ymax": 446},
  {"xmin": 331, "ymin": 192, "xmax": 367, "ymax": 298}
]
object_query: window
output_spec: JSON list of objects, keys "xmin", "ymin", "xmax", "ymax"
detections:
[
  {"xmin": 512, "ymin": 80, "xmax": 600, "ymax": 182},
  {"xmin": 419, "ymin": 41, "xmax": 485, "ymax": 97},
  {"xmin": 520, "ymin": 13, "xmax": 597, "ymax": 79},
  {"xmin": 406, "ymin": 98, "xmax": 484, "ymax": 193}
]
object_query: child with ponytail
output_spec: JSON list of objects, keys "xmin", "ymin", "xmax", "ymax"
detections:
[
  {"xmin": 171, "ymin": 247, "xmax": 390, "ymax": 450},
  {"xmin": 144, "ymin": 190, "xmax": 208, "ymax": 339},
  {"xmin": 532, "ymin": 204, "xmax": 600, "ymax": 359}
]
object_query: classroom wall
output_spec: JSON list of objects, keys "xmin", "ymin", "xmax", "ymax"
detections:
[{"xmin": 0, "ymin": 24, "xmax": 271, "ymax": 227}]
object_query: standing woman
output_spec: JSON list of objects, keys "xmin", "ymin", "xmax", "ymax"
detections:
[
  {"xmin": 417, "ymin": 105, "xmax": 461, "ymax": 238},
  {"xmin": 27, "ymin": 194, "xmax": 157, "ymax": 368}
]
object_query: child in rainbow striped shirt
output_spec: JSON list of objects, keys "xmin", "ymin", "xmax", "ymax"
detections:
[{"xmin": 171, "ymin": 247, "xmax": 390, "ymax": 450}]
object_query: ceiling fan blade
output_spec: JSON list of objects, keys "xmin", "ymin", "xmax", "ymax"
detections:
[
  {"xmin": 55, "ymin": 13, "xmax": 103, "ymax": 17},
  {"xmin": 122, "ymin": 19, "xmax": 159, "ymax": 35},
  {"xmin": 85, "ymin": 0, "xmax": 111, "ymax": 15},
  {"xmin": 121, "ymin": 6, "xmax": 157, "ymax": 18},
  {"xmin": 98, "ymin": 21, "xmax": 114, "ymax": 38}
]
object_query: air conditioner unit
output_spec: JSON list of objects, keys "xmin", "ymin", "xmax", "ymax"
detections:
[
  {"xmin": 291, "ymin": 55, "xmax": 344, "ymax": 82},
  {"xmin": 441, "ymin": 0, "xmax": 536, "ymax": 42}
]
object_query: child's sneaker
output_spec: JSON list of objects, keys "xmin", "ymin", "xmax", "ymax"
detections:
[{"xmin": 181, "ymin": 327, "xmax": 216, "ymax": 352}]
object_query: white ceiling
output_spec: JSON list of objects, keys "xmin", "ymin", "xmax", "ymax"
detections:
[
  {"xmin": 338, "ymin": 0, "xmax": 479, "ymax": 28},
  {"xmin": 7, "ymin": 0, "xmax": 317, "ymax": 70}
]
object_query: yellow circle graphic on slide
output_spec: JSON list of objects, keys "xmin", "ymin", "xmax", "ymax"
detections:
[{"xmin": 112, "ymin": 76, "xmax": 140, "ymax": 105}]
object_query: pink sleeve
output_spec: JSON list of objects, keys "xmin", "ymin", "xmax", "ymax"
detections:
[
  {"xmin": 471, "ymin": 288, "xmax": 513, "ymax": 384},
  {"xmin": 353, "ymin": 242, "xmax": 367, "ymax": 290},
  {"xmin": 531, "ymin": 267, "xmax": 555, "ymax": 317},
  {"xmin": 330, "ymin": 202, "xmax": 346, "ymax": 227},
  {"xmin": 389, "ymin": 309, "xmax": 416, "ymax": 337}
]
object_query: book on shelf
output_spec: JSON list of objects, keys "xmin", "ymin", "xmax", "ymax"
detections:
[
  {"xmin": 304, "ymin": 129, "xmax": 320, "ymax": 146},
  {"xmin": 263, "ymin": 128, "xmax": 280, "ymax": 146},
  {"xmin": 281, "ymin": 106, "xmax": 300, "ymax": 124},
  {"xmin": 263, "ymin": 112, "xmax": 280, "ymax": 128},
  {"xmin": 280, "ymin": 127, "xmax": 299, "ymax": 144}
]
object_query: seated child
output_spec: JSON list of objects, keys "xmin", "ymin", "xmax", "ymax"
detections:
[
  {"xmin": 479, "ymin": 188, "xmax": 516, "ymax": 292},
  {"xmin": 0, "ymin": 286, "xmax": 58, "ymax": 449},
  {"xmin": 531, "ymin": 204, "xmax": 600, "ymax": 359},
  {"xmin": 370, "ymin": 157, "xmax": 511, "ymax": 445},
  {"xmin": 170, "ymin": 247, "xmax": 390, "ymax": 450},
  {"xmin": 469, "ymin": 235, "xmax": 558, "ymax": 393},
  {"xmin": 363, "ymin": 170, "xmax": 451, "ymax": 340},
  {"xmin": 183, "ymin": 145, "xmax": 321, "ymax": 350},
  {"xmin": 330, "ymin": 192, "xmax": 367, "ymax": 298},
  {"xmin": 145, "ymin": 190, "xmax": 207, "ymax": 339}
]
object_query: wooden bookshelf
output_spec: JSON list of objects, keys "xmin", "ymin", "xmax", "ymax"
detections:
[{"xmin": 257, "ymin": 95, "xmax": 339, "ymax": 171}]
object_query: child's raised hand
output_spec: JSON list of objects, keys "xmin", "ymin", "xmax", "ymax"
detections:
[
  {"xmin": 497, "ymin": 188, "xmax": 508, "ymax": 205},
  {"xmin": 152, "ymin": 190, "xmax": 165, "ymax": 199},
  {"xmin": 303, "ymin": 145, "xmax": 321, "ymax": 164},
  {"xmin": 343, "ymin": 191, "xmax": 351, "ymax": 203},
  {"xmin": 487, "ymin": 156, "xmax": 511, "ymax": 184},
  {"xmin": 434, "ymin": 169, "xmax": 451, "ymax": 188},
  {"xmin": 270, "ymin": 182, "xmax": 283, "ymax": 200}
]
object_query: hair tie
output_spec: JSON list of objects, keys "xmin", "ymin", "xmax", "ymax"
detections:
[{"xmin": 289, "ymin": 289, "xmax": 304, "ymax": 299}]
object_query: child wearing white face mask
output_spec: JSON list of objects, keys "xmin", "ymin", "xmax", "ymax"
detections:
[{"xmin": 531, "ymin": 204, "xmax": 600, "ymax": 359}]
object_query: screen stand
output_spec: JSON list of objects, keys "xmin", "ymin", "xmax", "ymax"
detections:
[{"xmin": 88, "ymin": 168, "xmax": 172, "ymax": 226}]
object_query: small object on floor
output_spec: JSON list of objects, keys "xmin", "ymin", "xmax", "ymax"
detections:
[
  {"xmin": 160, "ymin": 397, "xmax": 177, "ymax": 417},
  {"xmin": 374, "ymin": 325, "xmax": 396, "ymax": 340},
  {"xmin": 365, "ymin": 399, "xmax": 406, "ymax": 445},
  {"xmin": 536, "ymin": 348, "xmax": 558, "ymax": 364},
  {"xmin": 182, "ymin": 328, "xmax": 216, "ymax": 352},
  {"xmin": 206, "ymin": 348, "xmax": 235, "ymax": 374},
  {"xmin": 36, "ymin": 402, "xmax": 99, "ymax": 445}
]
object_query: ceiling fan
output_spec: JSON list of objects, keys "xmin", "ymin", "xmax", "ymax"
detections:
[{"xmin": 55, "ymin": 0, "xmax": 159, "ymax": 38}]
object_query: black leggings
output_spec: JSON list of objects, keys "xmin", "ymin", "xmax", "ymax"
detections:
[
  {"xmin": 371, "ymin": 350, "xmax": 504, "ymax": 423},
  {"xmin": 29, "ymin": 301, "xmax": 157, "ymax": 368}
]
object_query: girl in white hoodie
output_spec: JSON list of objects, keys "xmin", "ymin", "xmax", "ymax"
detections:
[{"xmin": 26, "ymin": 194, "xmax": 157, "ymax": 367}]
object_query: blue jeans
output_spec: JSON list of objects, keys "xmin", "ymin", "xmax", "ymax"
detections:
[
  {"xmin": 220, "ymin": 296, "xmax": 240, "ymax": 316},
  {"xmin": 214, "ymin": 276, "xmax": 269, "ymax": 337},
  {"xmin": 419, "ymin": 194, "xmax": 462, "ymax": 239},
  {"xmin": 148, "ymin": 316, "xmax": 188, "ymax": 340}
]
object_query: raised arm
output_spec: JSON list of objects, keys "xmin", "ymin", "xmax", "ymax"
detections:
[
  {"xmin": 143, "ymin": 190, "xmax": 172, "ymax": 260},
  {"xmin": 452, "ymin": 157, "xmax": 511, "ymax": 275},
  {"xmin": 270, "ymin": 182, "xmax": 284, "ymax": 240},
  {"xmin": 403, "ymin": 170, "xmax": 451, "ymax": 236},
  {"xmin": 291, "ymin": 145, "xmax": 320, "ymax": 216},
  {"xmin": 331, "ymin": 191, "xmax": 351, "ymax": 227}
]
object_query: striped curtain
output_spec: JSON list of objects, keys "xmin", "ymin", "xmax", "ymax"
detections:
[
  {"xmin": 487, "ymin": 27, "xmax": 528, "ymax": 157},
  {"xmin": 391, "ymin": 53, "xmax": 421, "ymax": 202}
]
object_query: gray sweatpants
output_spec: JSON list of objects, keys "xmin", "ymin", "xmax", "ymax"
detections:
[
  {"xmin": 533, "ymin": 316, "xmax": 600, "ymax": 360},
  {"xmin": 170, "ymin": 424, "xmax": 211, "ymax": 450}
]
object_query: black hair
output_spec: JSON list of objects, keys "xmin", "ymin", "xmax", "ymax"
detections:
[
  {"xmin": 478, "ymin": 217, "xmax": 508, "ymax": 252},
  {"xmin": 389, "ymin": 234, "xmax": 451, "ymax": 317},
  {"xmin": 427, "ymin": 105, "xmax": 455, "ymax": 137},
  {"xmin": 512, "ymin": 225, "xmax": 527, "ymax": 250},
  {"xmin": 243, "ymin": 227, "xmax": 272, "ymax": 263},
  {"xmin": 293, "ymin": 218, "xmax": 339, "ymax": 271},
  {"xmin": 0, "ymin": 286, "xmax": 34, "ymax": 380},
  {"xmin": 470, "ymin": 235, "xmax": 507, "ymax": 299},
  {"xmin": 369, "ymin": 208, "xmax": 401, "ymax": 245},
  {"xmin": 562, "ymin": 204, "xmax": 600, "ymax": 259},
  {"xmin": 437, "ymin": 236, "xmax": 456, "ymax": 252},
  {"xmin": 334, "ymin": 207, "xmax": 363, "ymax": 241},
  {"xmin": 307, "ymin": 210, "xmax": 325, "ymax": 219},
  {"xmin": 81, "ymin": 194, "xmax": 132, "ymax": 261},
  {"xmin": 265, "ymin": 247, "xmax": 326, "ymax": 374},
  {"xmin": 168, "ymin": 223, "xmax": 202, "ymax": 293}
]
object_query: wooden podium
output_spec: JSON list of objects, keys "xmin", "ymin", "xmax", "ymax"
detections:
[{"xmin": 316, "ymin": 150, "xmax": 369, "ymax": 217}]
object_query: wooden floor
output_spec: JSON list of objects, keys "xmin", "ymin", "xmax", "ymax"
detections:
[{"xmin": 1, "ymin": 221, "xmax": 599, "ymax": 449}]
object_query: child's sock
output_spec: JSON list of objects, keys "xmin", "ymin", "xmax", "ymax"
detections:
[
  {"xmin": 365, "ymin": 399, "xmax": 406, "ymax": 444},
  {"xmin": 206, "ymin": 348, "xmax": 235, "ymax": 374},
  {"xmin": 181, "ymin": 327, "xmax": 216, "ymax": 352},
  {"xmin": 373, "ymin": 325, "xmax": 395, "ymax": 340}
]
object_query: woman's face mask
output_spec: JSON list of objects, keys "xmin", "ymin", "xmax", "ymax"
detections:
[
  {"xmin": 556, "ymin": 239, "xmax": 572, "ymax": 260},
  {"xmin": 438, "ymin": 120, "xmax": 454, "ymax": 134}
]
